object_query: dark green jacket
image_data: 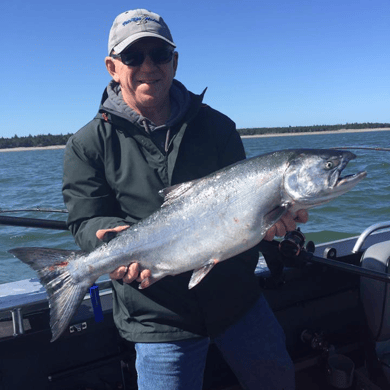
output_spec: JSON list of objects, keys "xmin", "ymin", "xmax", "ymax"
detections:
[{"xmin": 63, "ymin": 87, "xmax": 261, "ymax": 342}]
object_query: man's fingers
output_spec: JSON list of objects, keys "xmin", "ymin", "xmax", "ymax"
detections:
[
  {"xmin": 96, "ymin": 229, "xmax": 108, "ymax": 241},
  {"xmin": 96, "ymin": 225, "xmax": 130, "ymax": 241},
  {"xmin": 263, "ymin": 220, "xmax": 288, "ymax": 241},
  {"xmin": 263, "ymin": 209, "xmax": 309, "ymax": 241},
  {"xmin": 109, "ymin": 263, "xmax": 152, "ymax": 285},
  {"xmin": 109, "ymin": 263, "xmax": 139, "ymax": 283},
  {"xmin": 294, "ymin": 209, "xmax": 309, "ymax": 223},
  {"xmin": 274, "ymin": 220, "xmax": 287, "ymax": 238},
  {"xmin": 279, "ymin": 213, "xmax": 295, "ymax": 233},
  {"xmin": 263, "ymin": 225, "xmax": 277, "ymax": 241},
  {"xmin": 123, "ymin": 263, "xmax": 141, "ymax": 284},
  {"xmin": 109, "ymin": 265, "xmax": 128, "ymax": 280},
  {"xmin": 136, "ymin": 269, "xmax": 152, "ymax": 283}
]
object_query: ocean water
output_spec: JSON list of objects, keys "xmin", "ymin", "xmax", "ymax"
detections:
[{"xmin": 0, "ymin": 131, "xmax": 389, "ymax": 284}]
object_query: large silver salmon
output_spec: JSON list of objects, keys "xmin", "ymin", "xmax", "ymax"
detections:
[{"xmin": 9, "ymin": 149, "xmax": 366, "ymax": 341}]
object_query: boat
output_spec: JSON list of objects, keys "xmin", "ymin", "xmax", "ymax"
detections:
[{"xmin": 1, "ymin": 213, "xmax": 390, "ymax": 390}]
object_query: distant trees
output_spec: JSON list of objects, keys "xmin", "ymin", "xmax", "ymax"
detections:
[
  {"xmin": 238, "ymin": 123, "xmax": 390, "ymax": 136},
  {"xmin": 0, "ymin": 133, "xmax": 73, "ymax": 149},
  {"xmin": 1, "ymin": 123, "xmax": 389, "ymax": 149}
]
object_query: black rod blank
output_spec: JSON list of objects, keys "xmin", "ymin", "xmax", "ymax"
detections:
[{"xmin": 0, "ymin": 215, "xmax": 68, "ymax": 231}]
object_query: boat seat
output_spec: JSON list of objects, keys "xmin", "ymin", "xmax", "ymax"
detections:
[{"xmin": 360, "ymin": 240, "xmax": 390, "ymax": 382}]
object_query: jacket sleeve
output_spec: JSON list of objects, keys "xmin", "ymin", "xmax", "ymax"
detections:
[
  {"xmin": 62, "ymin": 134, "xmax": 132, "ymax": 252},
  {"xmin": 200, "ymin": 105, "xmax": 246, "ymax": 168},
  {"xmin": 218, "ymin": 121, "xmax": 246, "ymax": 168}
]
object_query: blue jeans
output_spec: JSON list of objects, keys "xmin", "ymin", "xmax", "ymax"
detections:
[{"xmin": 135, "ymin": 295, "xmax": 295, "ymax": 390}]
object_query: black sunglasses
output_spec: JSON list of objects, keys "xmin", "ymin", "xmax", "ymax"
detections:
[{"xmin": 111, "ymin": 47, "xmax": 175, "ymax": 67}]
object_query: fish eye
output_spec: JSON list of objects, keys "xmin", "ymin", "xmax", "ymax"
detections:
[
  {"xmin": 324, "ymin": 159, "xmax": 340, "ymax": 170},
  {"xmin": 325, "ymin": 161, "xmax": 334, "ymax": 170}
]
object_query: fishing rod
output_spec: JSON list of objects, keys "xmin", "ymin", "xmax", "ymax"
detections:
[
  {"xmin": 260, "ymin": 229, "xmax": 390, "ymax": 285},
  {"xmin": 331, "ymin": 146, "xmax": 390, "ymax": 152},
  {"xmin": 0, "ymin": 207, "xmax": 68, "ymax": 214},
  {"xmin": 3, "ymin": 214, "xmax": 390, "ymax": 282},
  {"xmin": 0, "ymin": 208, "xmax": 68, "ymax": 230},
  {"xmin": 0, "ymin": 215, "xmax": 68, "ymax": 230}
]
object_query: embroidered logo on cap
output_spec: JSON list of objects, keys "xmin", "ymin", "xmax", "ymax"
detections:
[{"xmin": 122, "ymin": 16, "xmax": 161, "ymax": 27}]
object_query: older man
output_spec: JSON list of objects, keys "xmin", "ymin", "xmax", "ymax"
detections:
[{"xmin": 63, "ymin": 8, "xmax": 307, "ymax": 390}]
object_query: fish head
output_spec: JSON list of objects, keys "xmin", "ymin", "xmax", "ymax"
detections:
[{"xmin": 283, "ymin": 149, "xmax": 367, "ymax": 209}]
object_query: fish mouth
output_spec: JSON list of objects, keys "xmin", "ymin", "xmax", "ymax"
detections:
[
  {"xmin": 329, "ymin": 151, "xmax": 367, "ymax": 190},
  {"xmin": 336, "ymin": 171, "xmax": 367, "ymax": 187},
  {"xmin": 333, "ymin": 154, "xmax": 367, "ymax": 189}
]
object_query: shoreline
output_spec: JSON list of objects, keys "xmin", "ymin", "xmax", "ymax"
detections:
[
  {"xmin": 0, "ymin": 145, "xmax": 66, "ymax": 153},
  {"xmin": 1, "ymin": 128, "xmax": 389, "ymax": 152},
  {"xmin": 240, "ymin": 127, "xmax": 390, "ymax": 138}
]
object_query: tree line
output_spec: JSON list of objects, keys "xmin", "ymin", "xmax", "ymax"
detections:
[
  {"xmin": 1, "ymin": 123, "xmax": 389, "ymax": 149},
  {"xmin": 238, "ymin": 122, "xmax": 390, "ymax": 136},
  {"xmin": 0, "ymin": 133, "xmax": 73, "ymax": 149}
]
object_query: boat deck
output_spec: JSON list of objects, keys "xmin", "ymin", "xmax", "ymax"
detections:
[{"xmin": 1, "ymin": 229, "xmax": 389, "ymax": 389}]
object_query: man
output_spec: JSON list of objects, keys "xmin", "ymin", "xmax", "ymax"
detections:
[{"xmin": 63, "ymin": 9, "xmax": 308, "ymax": 390}]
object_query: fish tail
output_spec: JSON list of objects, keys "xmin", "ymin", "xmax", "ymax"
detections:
[{"xmin": 8, "ymin": 247, "xmax": 90, "ymax": 342}]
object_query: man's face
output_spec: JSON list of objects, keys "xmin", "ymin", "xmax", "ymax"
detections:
[{"xmin": 105, "ymin": 38, "xmax": 178, "ymax": 116}]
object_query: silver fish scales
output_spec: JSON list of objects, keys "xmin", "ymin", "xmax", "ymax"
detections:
[{"xmin": 9, "ymin": 149, "xmax": 366, "ymax": 341}]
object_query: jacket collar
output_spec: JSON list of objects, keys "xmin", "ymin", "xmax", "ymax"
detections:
[{"xmin": 96, "ymin": 80, "xmax": 202, "ymax": 132}]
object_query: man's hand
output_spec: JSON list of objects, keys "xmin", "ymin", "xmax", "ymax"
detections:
[
  {"xmin": 96, "ymin": 226, "xmax": 151, "ymax": 284},
  {"xmin": 109, "ymin": 263, "xmax": 152, "ymax": 284},
  {"xmin": 96, "ymin": 225, "xmax": 130, "ymax": 241},
  {"xmin": 263, "ymin": 210, "xmax": 309, "ymax": 241}
]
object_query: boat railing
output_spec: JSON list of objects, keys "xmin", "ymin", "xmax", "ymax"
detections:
[
  {"xmin": 352, "ymin": 221, "xmax": 390, "ymax": 254},
  {"xmin": 0, "ymin": 277, "xmax": 113, "ymax": 337}
]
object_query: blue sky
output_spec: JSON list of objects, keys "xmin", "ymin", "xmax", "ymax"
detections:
[{"xmin": 1, "ymin": 0, "xmax": 389, "ymax": 138}]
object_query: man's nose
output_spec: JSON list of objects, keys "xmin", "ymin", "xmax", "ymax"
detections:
[{"xmin": 140, "ymin": 54, "xmax": 157, "ymax": 70}]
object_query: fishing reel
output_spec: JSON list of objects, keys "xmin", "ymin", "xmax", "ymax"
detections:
[
  {"xmin": 275, "ymin": 228, "xmax": 315, "ymax": 269},
  {"xmin": 259, "ymin": 228, "xmax": 315, "ymax": 288},
  {"xmin": 279, "ymin": 228, "xmax": 315, "ymax": 258}
]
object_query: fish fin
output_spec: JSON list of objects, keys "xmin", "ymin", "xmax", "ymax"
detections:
[
  {"xmin": 188, "ymin": 259, "xmax": 219, "ymax": 289},
  {"xmin": 159, "ymin": 180, "xmax": 200, "ymax": 207},
  {"xmin": 8, "ymin": 247, "xmax": 92, "ymax": 342},
  {"xmin": 263, "ymin": 205, "xmax": 289, "ymax": 227},
  {"xmin": 8, "ymin": 247, "xmax": 85, "ymax": 271}
]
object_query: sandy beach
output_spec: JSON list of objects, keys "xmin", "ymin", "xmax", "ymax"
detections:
[
  {"xmin": 0, "ymin": 145, "xmax": 66, "ymax": 153},
  {"xmin": 240, "ymin": 127, "xmax": 390, "ymax": 138},
  {"xmin": 1, "ymin": 128, "xmax": 389, "ymax": 152}
]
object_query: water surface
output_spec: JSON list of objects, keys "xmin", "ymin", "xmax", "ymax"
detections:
[{"xmin": 1, "ymin": 131, "xmax": 389, "ymax": 284}]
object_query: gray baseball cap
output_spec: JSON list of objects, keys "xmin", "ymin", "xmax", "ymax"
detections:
[{"xmin": 108, "ymin": 9, "xmax": 176, "ymax": 55}]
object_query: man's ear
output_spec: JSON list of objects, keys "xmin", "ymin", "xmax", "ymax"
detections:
[{"xmin": 105, "ymin": 57, "xmax": 120, "ymax": 82}]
